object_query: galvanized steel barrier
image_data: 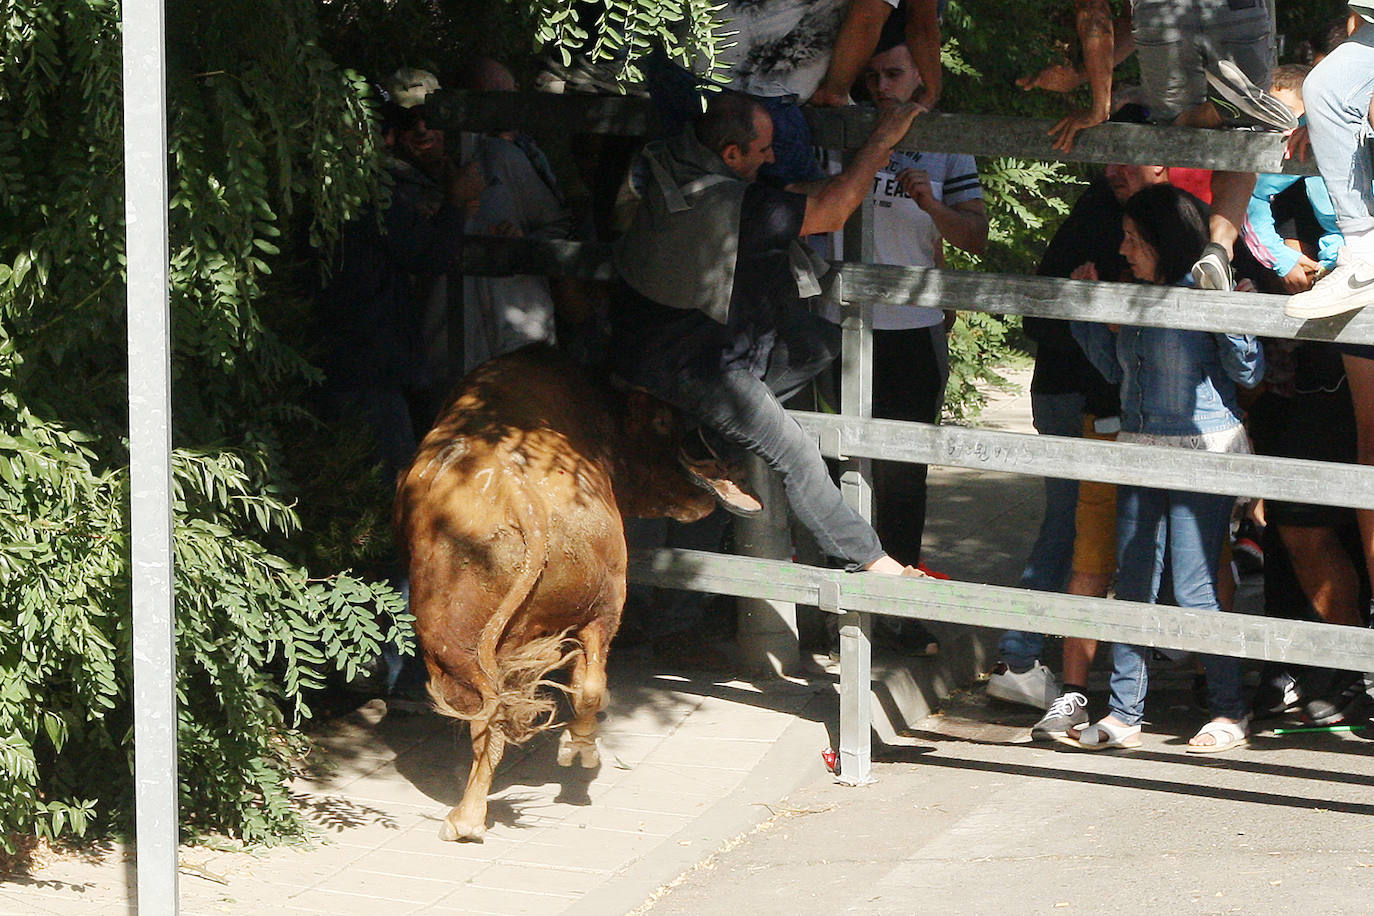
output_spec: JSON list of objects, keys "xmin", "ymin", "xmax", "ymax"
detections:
[{"xmin": 447, "ymin": 90, "xmax": 1374, "ymax": 785}]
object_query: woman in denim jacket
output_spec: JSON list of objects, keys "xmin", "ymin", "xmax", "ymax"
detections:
[{"xmin": 1069, "ymin": 184, "xmax": 1265, "ymax": 753}]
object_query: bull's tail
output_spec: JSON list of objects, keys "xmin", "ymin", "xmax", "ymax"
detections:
[
  {"xmin": 429, "ymin": 630, "xmax": 581, "ymax": 744},
  {"xmin": 470, "ymin": 476, "xmax": 550, "ymax": 709}
]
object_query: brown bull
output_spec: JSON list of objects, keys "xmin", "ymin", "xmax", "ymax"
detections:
[{"xmin": 395, "ymin": 346, "xmax": 717, "ymax": 842}]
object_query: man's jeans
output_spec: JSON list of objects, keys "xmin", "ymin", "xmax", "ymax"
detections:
[
  {"xmin": 1304, "ymin": 22, "xmax": 1374, "ymax": 235},
  {"xmin": 1107, "ymin": 484, "xmax": 1245, "ymax": 725},
  {"xmin": 997, "ymin": 391, "xmax": 1084, "ymax": 670},
  {"xmin": 639, "ymin": 315, "xmax": 885, "ymax": 569}
]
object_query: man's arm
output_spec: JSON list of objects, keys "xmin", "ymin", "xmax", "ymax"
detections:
[
  {"xmin": 903, "ymin": 0, "xmax": 942, "ymax": 111},
  {"xmin": 896, "ymin": 168, "xmax": 988, "ymax": 254},
  {"xmin": 810, "ymin": 0, "xmax": 894, "ymax": 107},
  {"xmin": 1018, "ymin": 10, "xmax": 1134, "ymax": 93},
  {"xmin": 791, "ymin": 103, "xmax": 921, "ymax": 235},
  {"xmin": 1048, "ymin": 0, "xmax": 1117, "ymax": 152}
]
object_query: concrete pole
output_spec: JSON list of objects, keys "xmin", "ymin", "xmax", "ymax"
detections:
[{"xmin": 734, "ymin": 453, "xmax": 800, "ymax": 676}]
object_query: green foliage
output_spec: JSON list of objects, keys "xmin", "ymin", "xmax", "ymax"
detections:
[
  {"xmin": 317, "ymin": 1, "xmax": 534, "ymax": 87},
  {"xmin": 0, "ymin": 0, "xmax": 410, "ymax": 849},
  {"xmin": 935, "ymin": 3, "xmax": 1086, "ymax": 417}
]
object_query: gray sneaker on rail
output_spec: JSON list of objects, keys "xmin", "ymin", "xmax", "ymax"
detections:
[
  {"xmin": 1205, "ymin": 60, "xmax": 1299, "ymax": 132},
  {"xmin": 986, "ymin": 660, "xmax": 1059, "ymax": 710},
  {"xmin": 1031, "ymin": 691, "xmax": 1089, "ymax": 740}
]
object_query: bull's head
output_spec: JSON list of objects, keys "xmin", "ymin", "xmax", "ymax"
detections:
[{"xmin": 615, "ymin": 389, "xmax": 717, "ymax": 523}]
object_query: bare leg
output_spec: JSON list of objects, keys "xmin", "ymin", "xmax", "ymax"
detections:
[
  {"xmin": 1174, "ymin": 101, "xmax": 1223, "ymax": 129},
  {"xmin": 1279, "ymin": 525, "xmax": 1364, "ymax": 627},
  {"xmin": 1206, "ymin": 171, "xmax": 1256, "ymax": 257},
  {"xmin": 1344, "ymin": 354, "xmax": 1374, "ymax": 592},
  {"xmin": 1061, "ymin": 570, "xmax": 1110, "ymax": 687}
]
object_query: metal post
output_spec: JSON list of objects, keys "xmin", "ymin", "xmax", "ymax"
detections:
[
  {"xmin": 123, "ymin": 0, "xmax": 179, "ymax": 911},
  {"xmin": 836, "ymin": 192, "xmax": 876, "ymax": 785}
]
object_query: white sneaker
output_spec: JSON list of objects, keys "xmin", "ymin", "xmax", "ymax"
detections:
[
  {"xmin": 986, "ymin": 660, "xmax": 1059, "ymax": 710},
  {"xmin": 1285, "ymin": 249, "xmax": 1374, "ymax": 319}
]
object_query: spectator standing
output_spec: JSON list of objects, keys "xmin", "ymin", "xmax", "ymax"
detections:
[
  {"xmin": 1282, "ymin": 8, "xmax": 1374, "ymax": 713},
  {"xmin": 457, "ymin": 59, "xmax": 575, "ymax": 375},
  {"xmin": 1069, "ymin": 184, "xmax": 1263, "ymax": 753},
  {"xmin": 813, "ymin": 27, "xmax": 987, "ymax": 650},
  {"xmin": 990, "ymin": 154, "xmax": 1170, "ymax": 733},
  {"xmin": 313, "ymin": 76, "xmax": 483, "ymax": 695}
]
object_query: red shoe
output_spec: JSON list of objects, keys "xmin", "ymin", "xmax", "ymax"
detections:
[{"xmin": 916, "ymin": 561, "xmax": 950, "ymax": 580}]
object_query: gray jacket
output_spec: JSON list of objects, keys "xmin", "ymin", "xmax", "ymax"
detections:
[{"xmin": 613, "ymin": 126, "xmax": 825, "ymax": 325}]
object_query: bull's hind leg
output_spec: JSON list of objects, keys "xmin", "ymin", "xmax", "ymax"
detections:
[
  {"xmin": 558, "ymin": 624, "xmax": 610, "ymax": 768},
  {"xmin": 442, "ymin": 712, "xmax": 506, "ymax": 842}
]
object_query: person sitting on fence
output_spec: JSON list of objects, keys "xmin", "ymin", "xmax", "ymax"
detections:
[
  {"xmin": 811, "ymin": 15, "xmax": 988, "ymax": 652},
  {"xmin": 1068, "ymin": 184, "xmax": 1264, "ymax": 753},
  {"xmin": 609, "ymin": 90, "xmax": 926, "ymax": 577},
  {"xmin": 697, "ymin": 0, "xmax": 941, "ymax": 185},
  {"xmin": 989, "ymin": 144, "xmax": 1167, "ymax": 726},
  {"xmin": 1026, "ymin": 0, "xmax": 1295, "ymax": 294}
]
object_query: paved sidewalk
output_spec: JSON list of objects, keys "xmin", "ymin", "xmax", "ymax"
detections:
[
  {"xmin": 0, "ymin": 374, "xmax": 1041, "ymax": 915},
  {"xmin": 0, "ymin": 660, "xmax": 837, "ymax": 916}
]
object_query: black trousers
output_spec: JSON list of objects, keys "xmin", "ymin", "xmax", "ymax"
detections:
[{"xmin": 845, "ymin": 325, "xmax": 948, "ymax": 565}]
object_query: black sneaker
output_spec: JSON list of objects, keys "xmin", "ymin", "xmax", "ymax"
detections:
[
  {"xmin": 1301, "ymin": 672, "xmax": 1369, "ymax": 726},
  {"xmin": 873, "ymin": 617, "xmax": 940, "ymax": 657},
  {"xmin": 1191, "ymin": 242, "xmax": 1234, "ymax": 291},
  {"xmin": 1252, "ymin": 670, "xmax": 1302, "ymax": 719},
  {"xmin": 1031, "ymin": 691, "xmax": 1089, "ymax": 740},
  {"xmin": 1205, "ymin": 60, "xmax": 1299, "ymax": 132}
]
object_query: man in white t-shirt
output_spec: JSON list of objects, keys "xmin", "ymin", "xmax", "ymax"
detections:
[{"xmin": 818, "ymin": 33, "xmax": 987, "ymax": 603}]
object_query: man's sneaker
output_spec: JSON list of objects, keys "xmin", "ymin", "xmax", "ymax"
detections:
[
  {"xmin": 1031, "ymin": 691, "xmax": 1090, "ymax": 740},
  {"xmin": 1191, "ymin": 241, "xmax": 1234, "ymax": 291},
  {"xmin": 874, "ymin": 616, "xmax": 940, "ymax": 656},
  {"xmin": 1205, "ymin": 60, "xmax": 1299, "ymax": 132},
  {"xmin": 986, "ymin": 660, "xmax": 1059, "ymax": 710},
  {"xmin": 1284, "ymin": 249, "xmax": 1374, "ymax": 319},
  {"xmin": 1302, "ymin": 672, "xmax": 1369, "ymax": 727},
  {"xmin": 678, "ymin": 451, "xmax": 763, "ymax": 517},
  {"xmin": 1251, "ymin": 670, "xmax": 1302, "ymax": 719}
]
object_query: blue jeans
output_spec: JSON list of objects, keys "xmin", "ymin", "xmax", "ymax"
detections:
[
  {"xmin": 998, "ymin": 391, "xmax": 1085, "ymax": 669},
  {"xmin": 1304, "ymin": 22, "xmax": 1374, "ymax": 235},
  {"xmin": 1107, "ymin": 484, "xmax": 1245, "ymax": 725}
]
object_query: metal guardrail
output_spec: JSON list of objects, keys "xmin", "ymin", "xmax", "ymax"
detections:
[{"xmin": 449, "ymin": 91, "xmax": 1373, "ymax": 784}]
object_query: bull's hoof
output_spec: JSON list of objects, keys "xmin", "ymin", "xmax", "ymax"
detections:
[
  {"xmin": 557, "ymin": 730, "xmax": 600, "ymax": 768},
  {"xmin": 439, "ymin": 816, "xmax": 486, "ymax": 843}
]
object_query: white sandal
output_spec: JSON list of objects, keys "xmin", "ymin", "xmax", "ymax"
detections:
[
  {"xmin": 1061, "ymin": 717, "xmax": 1141, "ymax": 750},
  {"xmin": 1185, "ymin": 717, "xmax": 1248, "ymax": 754}
]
